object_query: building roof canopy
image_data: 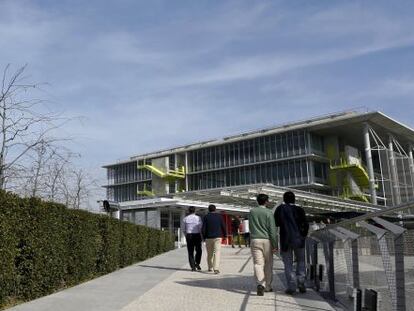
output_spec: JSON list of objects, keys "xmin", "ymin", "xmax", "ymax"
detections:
[
  {"xmin": 119, "ymin": 184, "xmax": 382, "ymax": 215},
  {"xmin": 103, "ymin": 111, "xmax": 414, "ymax": 168}
]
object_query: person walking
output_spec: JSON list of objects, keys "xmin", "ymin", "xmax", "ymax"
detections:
[
  {"xmin": 242, "ymin": 217, "xmax": 250, "ymax": 247},
  {"xmin": 183, "ymin": 206, "xmax": 203, "ymax": 272},
  {"xmin": 231, "ymin": 216, "xmax": 241, "ymax": 248},
  {"xmin": 274, "ymin": 191, "xmax": 309, "ymax": 295},
  {"xmin": 249, "ymin": 193, "xmax": 278, "ymax": 296},
  {"xmin": 202, "ymin": 204, "xmax": 227, "ymax": 274},
  {"xmin": 306, "ymin": 221, "xmax": 319, "ymax": 267}
]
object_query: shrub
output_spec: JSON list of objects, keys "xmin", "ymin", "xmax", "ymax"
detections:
[
  {"xmin": 0, "ymin": 190, "xmax": 174, "ymax": 309},
  {"xmin": 120, "ymin": 222, "xmax": 139, "ymax": 267},
  {"xmin": 15, "ymin": 199, "xmax": 69, "ymax": 299},
  {"xmin": 65, "ymin": 210, "xmax": 101, "ymax": 286}
]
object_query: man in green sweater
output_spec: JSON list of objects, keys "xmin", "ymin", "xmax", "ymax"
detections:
[{"xmin": 249, "ymin": 193, "xmax": 278, "ymax": 296}]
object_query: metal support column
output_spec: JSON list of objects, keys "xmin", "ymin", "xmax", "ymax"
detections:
[
  {"xmin": 321, "ymin": 231, "xmax": 336, "ymax": 300},
  {"xmin": 364, "ymin": 123, "xmax": 377, "ymax": 205},
  {"xmin": 179, "ymin": 209, "xmax": 186, "ymax": 246},
  {"xmin": 334, "ymin": 227, "xmax": 361, "ymax": 297},
  {"xmin": 313, "ymin": 239, "xmax": 320, "ymax": 291},
  {"xmin": 373, "ymin": 217, "xmax": 406, "ymax": 311},
  {"xmin": 409, "ymin": 145, "xmax": 414, "ymax": 199},
  {"xmin": 350, "ymin": 239, "xmax": 360, "ymax": 290},
  {"xmin": 307, "ymin": 237, "xmax": 320, "ymax": 291},
  {"xmin": 185, "ymin": 152, "xmax": 189, "ymax": 191},
  {"xmin": 326, "ymin": 241, "xmax": 335, "ymax": 300},
  {"xmin": 409, "ymin": 145, "xmax": 414, "ymax": 175},
  {"xmin": 389, "ymin": 136, "xmax": 401, "ymax": 206},
  {"xmin": 394, "ymin": 233, "xmax": 406, "ymax": 311}
]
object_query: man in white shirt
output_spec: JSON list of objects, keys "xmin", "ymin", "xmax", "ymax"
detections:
[{"xmin": 183, "ymin": 206, "xmax": 203, "ymax": 271}]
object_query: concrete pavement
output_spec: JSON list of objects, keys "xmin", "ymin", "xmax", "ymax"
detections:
[{"xmin": 10, "ymin": 246, "xmax": 337, "ymax": 311}]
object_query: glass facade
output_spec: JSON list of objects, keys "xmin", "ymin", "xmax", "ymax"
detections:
[
  {"xmin": 106, "ymin": 181, "xmax": 152, "ymax": 202},
  {"xmin": 310, "ymin": 133, "xmax": 325, "ymax": 155},
  {"xmin": 105, "ymin": 129, "xmax": 331, "ymax": 201},
  {"xmin": 188, "ymin": 130, "xmax": 309, "ymax": 173},
  {"xmin": 186, "ymin": 130, "xmax": 320, "ymax": 191},
  {"xmin": 106, "ymin": 160, "xmax": 153, "ymax": 202},
  {"xmin": 313, "ymin": 161, "xmax": 328, "ymax": 183},
  {"xmin": 188, "ymin": 159, "xmax": 309, "ymax": 190},
  {"xmin": 107, "ymin": 161, "xmax": 151, "ymax": 185}
]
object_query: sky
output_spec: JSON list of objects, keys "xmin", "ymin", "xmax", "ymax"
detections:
[{"xmin": 1, "ymin": 0, "xmax": 414, "ymax": 204}]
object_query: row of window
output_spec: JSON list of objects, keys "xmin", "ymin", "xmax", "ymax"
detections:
[
  {"xmin": 108, "ymin": 160, "xmax": 329, "ymax": 201},
  {"xmin": 314, "ymin": 161, "xmax": 328, "ymax": 182},
  {"xmin": 187, "ymin": 130, "xmax": 310, "ymax": 173},
  {"xmin": 107, "ymin": 181, "xmax": 152, "ymax": 202},
  {"xmin": 160, "ymin": 210, "xmax": 181, "ymax": 231},
  {"xmin": 106, "ymin": 132, "xmax": 326, "ymax": 186},
  {"xmin": 122, "ymin": 210, "xmax": 159, "ymax": 228},
  {"xmin": 188, "ymin": 159, "xmax": 313, "ymax": 191},
  {"xmin": 107, "ymin": 162, "xmax": 151, "ymax": 185}
]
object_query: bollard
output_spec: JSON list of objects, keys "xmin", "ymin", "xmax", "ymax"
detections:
[
  {"xmin": 354, "ymin": 288, "xmax": 362, "ymax": 311},
  {"xmin": 310, "ymin": 264, "xmax": 315, "ymax": 280},
  {"xmin": 363, "ymin": 289, "xmax": 378, "ymax": 311},
  {"xmin": 318, "ymin": 264, "xmax": 324, "ymax": 282}
]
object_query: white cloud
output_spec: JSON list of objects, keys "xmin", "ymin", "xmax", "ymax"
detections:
[
  {"xmin": 1, "ymin": 0, "xmax": 414, "ymax": 209},
  {"xmin": 91, "ymin": 32, "xmax": 168, "ymax": 66}
]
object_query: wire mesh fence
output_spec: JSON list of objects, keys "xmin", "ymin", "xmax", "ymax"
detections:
[{"xmin": 307, "ymin": 201, "xmax": 414, "ymax": 311}]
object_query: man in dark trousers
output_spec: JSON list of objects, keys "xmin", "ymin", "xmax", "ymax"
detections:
[
  {"xmin": 183, "ymin": 206, "xmax": 203, "ymax": 271},
  {"xmin": 231, "ymin": 215, "xmax": 241, "ymax": 248},
  {"xmin": 202, "ymin": 204, "xmax": 227, "ymax": 274},
  {"xmin": 274, "ymin": 191, "xmax": 309, "ymax": 295}
]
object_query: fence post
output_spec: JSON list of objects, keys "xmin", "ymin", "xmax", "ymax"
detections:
[
  {"xmin": 320, "ymin": 231, "xmax": 336, "ymax": 300},
  {"xmin": 335, "ymin": 227, "xmax": 361, "ymax": 297},
  {"xmin": 359, "ymin": 219, "xmax": 406, "ymax": 311},
  {"xmin": 373, "ymin": 217, "xmax": 406, "ymax": 311},
  {"xmin": 306, "ymin": 237, "xmax": 320, "ymax": 291}
]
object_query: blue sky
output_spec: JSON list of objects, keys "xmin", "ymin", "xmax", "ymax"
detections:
[{"xmin": 1, "ymin": 0, "xmax": 414, "ymax": 190}]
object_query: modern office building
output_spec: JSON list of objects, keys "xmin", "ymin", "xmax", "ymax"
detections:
[{"xmin": 103, "ymin": 110, "xmax": 414, "ymax": 237}]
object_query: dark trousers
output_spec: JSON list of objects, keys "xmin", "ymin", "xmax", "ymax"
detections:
[
  {"xmin": 244, "ymin": 233, "xmax": 250, "ymax": 247},
  {"xmin": 185, "ymin": 233, "xmax": 202, "ymax": 269},
  {"xmin": 231, "ymin": 233, "xmax": 241, "ymax": 247},
  {"xmin": 281, "ymin": 247, "xmax": 306, "ymax": 291}
]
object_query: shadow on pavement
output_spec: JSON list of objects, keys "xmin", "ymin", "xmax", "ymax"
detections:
[
  {"xmin": 137, "ymin": 264, "xmax": 189, "ymax": 272},
  {"xmin": 176, "ymin": 274, "xmax": 333, "ymax": 311}
]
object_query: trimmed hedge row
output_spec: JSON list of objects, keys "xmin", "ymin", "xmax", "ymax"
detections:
[{"xmin": 0, "ymin": 191, "xmax": 174, "ymax": 308}]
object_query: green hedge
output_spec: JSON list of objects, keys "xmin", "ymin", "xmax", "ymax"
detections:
[{"xmin": 0, "ymin": 190, "xmax": 174, "ymax": 308}]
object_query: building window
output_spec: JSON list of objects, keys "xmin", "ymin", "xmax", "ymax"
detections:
[
  {"xmin": 160, "ymin": 211, "xmax": 169, "ymax": 230},
  {"xmin": 311, "ymin": 133, "xmax": 325, "ymax": 154},
  {"xmin": 314, "ymin": 161, "xmax": 327, "ymax": 182},
  {"xmin": 169, "ymin": 182, "xmax": 176, "ymax": 194}
]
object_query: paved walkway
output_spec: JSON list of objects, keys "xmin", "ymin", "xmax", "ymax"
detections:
[{"xmin": 11, "ymin": 246, "xmax": 337, "ymax": 311}]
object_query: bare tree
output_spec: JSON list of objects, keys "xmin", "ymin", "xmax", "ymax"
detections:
[
  {"xmin": 0, "ymin": 64, "xmax": 64, "ymax": 189},
  {"xmin": 72, "ymin": 168, "xmax": 87, "ymax": 209},
  {"xmin": 24, "ymin": 140, "xmax": 50, "ymax": 197},
  {"xmin": 44, "ymin": 151, "xmax": 76, "ymax": 202},
  {"xmin": 18, "ymin": 141, "xmax": 76, "ymax": 199},
  {"xmin": 0, "ymin": 64, "xmax": 101, "ymax": 210},
  {"xmin": 60, "ymin": 167, "xmax": 72, "ymax": 207}
]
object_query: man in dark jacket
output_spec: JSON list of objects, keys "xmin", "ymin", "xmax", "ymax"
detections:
[
  {"xmin": 274, "ymin": 191, "xmax": 309, "ymax": 295},
  {"xmin": 202, "ymin": 204, "xmax": 227, "ymax": 274}
]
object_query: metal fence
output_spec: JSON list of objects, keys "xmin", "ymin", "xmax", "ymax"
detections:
[{"xmin": 306, "ymin": 201, "xmax": 414, "ymax": 311}]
